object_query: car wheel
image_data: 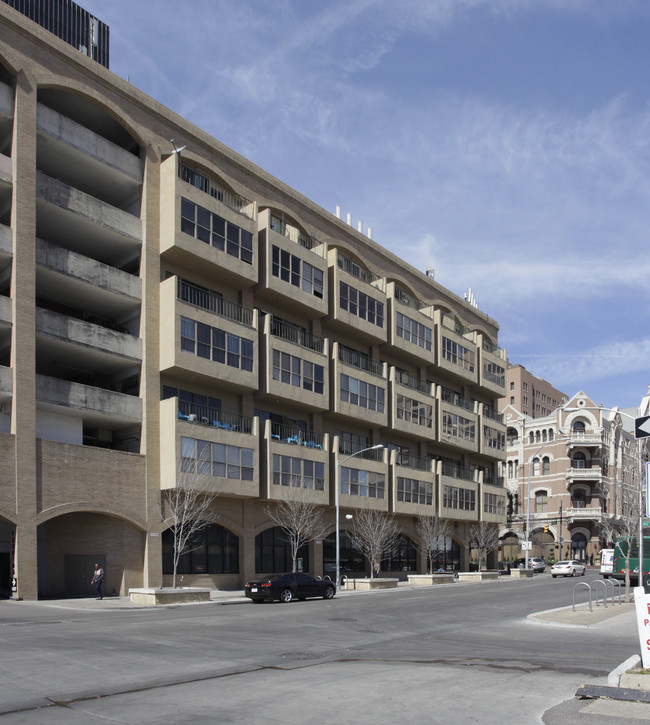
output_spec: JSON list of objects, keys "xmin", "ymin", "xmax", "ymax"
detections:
[
  {"xmin": 572, "ymin": 569, "xmax": 577, "ymax": 577},
  {"xmin": 552, "ymin": 574, "xmax": 557, "ymax": 578},
  {"xmin": 582, "ymin": 569, "xmax": 586, "ymax": 576},
  {"xmin": 279, "ymin": 588, "xmax": 293, "ymax": 603},
  {"xmin": 323, "ymin": 586, "xmax": 335, "ymax": 600}
]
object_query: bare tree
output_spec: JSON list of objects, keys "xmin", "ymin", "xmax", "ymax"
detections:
[
  {"xmin": 416, "ymin": 514, "xmax": 451, "ymax": 574},
  {"xmin": 348, "ymin": 508, "xmax": 400, "ymax": 577},
  {"xmin": 265, "ymin": 487, "xmax": 329, "ymax": 573},
  {"xmin": 162, "ymin": 452, "xmax": 217, "ymax": 588},
  {"xmin": 465, "ymin": 521, "xmax": 500, "ymax": 571}
]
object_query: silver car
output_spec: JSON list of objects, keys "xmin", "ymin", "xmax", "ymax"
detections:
[{"xmin": 551, "ymin": 560, "xmax": 586, "ymax": 578}]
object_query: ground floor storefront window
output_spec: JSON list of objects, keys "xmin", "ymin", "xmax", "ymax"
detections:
[{"xmin": 163, "ymin": 523, "xmax": 239, "ymax": 575}]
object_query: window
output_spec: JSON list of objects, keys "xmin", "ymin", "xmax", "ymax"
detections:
[
  {"xmin": 271, "ymin": 246, "xmax": 323, "ymax": 298},
  {"xmin": 162, "ymin": 524, "xmax": 238, "ymax": 575},
  {"xmin": 272, "ymin": 455, "xmax": 325, "ymax": 490},
  {"xmin": 181, "ymin": 317, "xmax": 254, "ymax": 371},
  {"xmin": 443, "ymin": 485, "xmax": 475, "ymax": 510},
  {"xmin": 441, "ymin": 337, "xmax": 475, "ymax": 372},
  {"xmin": 532, "ymin": 458, "xmax": 540, "ymax": 476},
  {"xmin": 484, "ymin": 493, "xmax": 505, "ymax": 515},
  {"xmin": 180, "ymin": 198, "xmax": 253, "ymax": 264},
  {"xmin": 272, "ymin": 350, "xmax": 324, "ymax": 393},
  {"xmin": 483, "ymin": 425, "xmax": 505, "ymax": 450},
  {"xmin": 396, "ymin": 394, "xmax": 432, "ymax": 428},
  {"xmin": 339, "ymin": 282, "xmax": 384, "ymax": 327},
  {"xmin": 442, "ymin": 412, "xmax": 475, "ymax": 441},
  {"xmin": 572, "ymin": 452, "xmax": 587, "ymax": 469},
  {"xmin": 542, "ymin": 456, "xmax": 550, "ymax": 475},
  {"xmin": 340, "ymin": 374, "xmax": 385, "ymax": 413},
  {"xmin": 396, "ymin": 312, "xmax": 432, "ymax": 351},
  {"xmin": 341, "ymin": 466, "xmax": 385, "ymax": 499},
  {"xmin": 181, "ymin": 436, "xmax": 254, "ymax": 481},
  {"xmin": 397, "ymin": 477, "xmax": 432, "ymax": 505},
  {"xmin": 535, "ymin": 491, "xmax": 548, "ymax": 512},
  {"xmin": 256, "ymin": 527, "xmax": 309, "ymax": 573}
]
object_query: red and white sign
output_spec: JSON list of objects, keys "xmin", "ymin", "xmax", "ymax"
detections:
[{"xmin": 634, "ymin": 587, "xmax": 650, "ymax": 668}]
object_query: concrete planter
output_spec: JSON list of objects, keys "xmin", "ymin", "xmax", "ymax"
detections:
[
  {"xmin": 407, "ymin": 574, "xmax": 455, "ymax": 586},
  {"xmin": 619, "ymin": 671, "xmax": 650, "ymax": 690},
  {"xmin": 346, "ymin": 578, "xmax": 399, "ymax": 590},
  {"xmin": 456, "ymin": 571, "xmax": 500, "ymax": 582},
  {"xmin": 129, "ymin": 587, "xmax": 211, "ymax": 605},
  {"xmin": 509, "ymin": 568, "xmax": 533, "ymax": 578}
]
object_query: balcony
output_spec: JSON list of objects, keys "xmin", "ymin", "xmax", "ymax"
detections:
[
  {"xmin": 567, "ymin": 432, "xmax": 603, "ymax": 447},
  {"xmin": 392, "ymin": 454, "xmax": 437, "ymax": 515},
  {"xmin": 330, "ymin": 343, "xmax": 388, "ymax": 427},
  {"xmin": 160, "ymin": 397, "xmax": 260, "ymax": 498},
  {"xmin": 477, "ymin": 341, "xmax": 506, "ymax": 397},
  {"xmin": 438, "ymin": 398, "xmax": 479, "ymax": 453},
  {"xmin": 159, "ymin": 156, "xmax": 257, "ymax": 288},
  {"xmin": 255, "ymin": 209, "xmax": 328, "ymax": 318},
  {"xmin": 566, "ymin": 466, "xmax": 602, "ymax": 484},
  {"xmin": 259, "ymin": 315, "xmax": 329, "ymax": 411},
  {"xmin": 37, "ymin": 103, "xmax": 143, "ymax": 212},
  {"xmin": 335, "ymin": 440, "xmax": 388, "ymax": 512},
  {"xmin": 36, "ymin": 374, "xmax": 142, "ymax": 426},
  {"xmin": 389, "ymin": 370, "xmax": 436, "ymax": 441},
  {"xmin": 382, "ymin": 294, "xmax": 434, "ymax": 366},
  {"xmin": 437, "ymin": 462, "xmax": 479, "ymax": 522},
  {"xmin": 434, "ymin": 312, "xmax": 478, "ymax": 386},
  {"xmin": 566, "ymin": 506, "xmax": 604, "ymax": 522},
  {"xmin": 159, "ymin": 276, "xmax": 258, "ymax": 392},
  {"xmin": 36, "ymin": 239, "xmax": 141, "ymax": 325},
  {"xmin": 326, "ymin": 249, "xmax": 387, "ymax": 344},
  {"xmin": 35, "ymin": 172, "xmax": 142, "ymax": 270}
]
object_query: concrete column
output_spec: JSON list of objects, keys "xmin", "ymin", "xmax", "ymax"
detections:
[{"xmin": 11, "ymin": 71, "xmax": 38, "ymax": 599}]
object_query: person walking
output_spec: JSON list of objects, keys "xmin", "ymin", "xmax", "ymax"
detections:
[{"xmin": 91, "ymin": 563, "xmax": 104, "ymax": 599}]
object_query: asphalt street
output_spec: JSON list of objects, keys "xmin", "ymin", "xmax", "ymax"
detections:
[{"xmin": 0, "ymin": 572, "xmax": 646, "ymax": 724}]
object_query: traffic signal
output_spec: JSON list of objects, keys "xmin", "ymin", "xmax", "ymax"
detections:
[{"xmin": 544, "ymin": 524, "xmax": 549, "ymax": 533}]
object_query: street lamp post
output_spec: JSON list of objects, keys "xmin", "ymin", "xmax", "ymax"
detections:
[{"xmin": 335, "ymin": 443, "xmax": 384, "ymax": 588}]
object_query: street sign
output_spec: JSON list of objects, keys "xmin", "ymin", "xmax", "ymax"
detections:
[
  {"xmin": 635, "ymin": 415, "xmax": 650, "ymax": 439},
  {"xmin": 521, "ymin": 541, "xmax": 532, "ymax": 551}
]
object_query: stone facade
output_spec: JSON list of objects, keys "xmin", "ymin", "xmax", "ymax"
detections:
[{"xmin": 0, "ymin": 4, "xmax": 508, "ymax": 599}]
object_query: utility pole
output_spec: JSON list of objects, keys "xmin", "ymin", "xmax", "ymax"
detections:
[{"xmin": 558, "ymin": 501, "xmax": 563, "ymax": 558}]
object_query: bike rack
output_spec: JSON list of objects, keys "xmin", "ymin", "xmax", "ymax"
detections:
[
  {"xmin": 573, "ymin": 582, "xmax": 592, "ymax": 612},
  {"xmin": 591, "ymin": 579, "xmax": 608, "ymax": 608},
  {"xmin": 572, "ymin": 578, "xmax": 624, "ymax": 612}
]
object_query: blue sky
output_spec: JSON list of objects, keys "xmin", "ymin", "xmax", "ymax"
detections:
[{"xmin": 80, "ymin": 0, "xmax": 650, "ymax": 411}]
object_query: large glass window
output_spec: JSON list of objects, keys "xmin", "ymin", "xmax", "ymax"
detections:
[
  {"xmin": 340, "ymin": 374, "xmax": 385, "ymax": 413},
  {"xmin": 441, "ymin": 337, "xmax": 475, "ymax": 372},
  {"xmin": 180, "ymin": 198, "xmax": 253, "ymax": 264},
  {"xmin": 396, "ymin": 394, "xmax": 432, "ymax": 427},
  {"xmin": 484, "ymin": 492, "xmax": 506, "ymax": 515},
  {"xmin": 396, "ymin": 312, "xmax": 432, "ymax": 351},
  {"xmin": 428, "ymin": 536, "xmax": 460, "ymax": 572},
  {"xmin": 272, "ymin": 455, "xmax": 325, "ymax": 490},
  {"xmin": 271, "ymin": 246, "xmax": 324, "ymax": 298},
  {"xmin": 383, "ymin": 535, "xmax": 417, "ymax": 572},
  {"xmin": 272, "ymin": 350, "xmax": 324, "ymax": 393},
  {"xmin": 397, "ymin": 477, "xmax": 432, "ymax": 505},
  {"xmin": 181, "ymin": 437, "xmax": 254, "ymax": 481},
  {"xmin": 442, "ymin": 412, "xmax": 475, "ymax": 441},
  {"xmin": 442, "ymin": 485, "xmax": 476, "ymax": 511},
  {"xmin": 162, "ymin": 523, "xmax": 239, "ymax": 575},
  {"xmin": 340, "ymin": 466, "xmax": 385, "ymax": 499},
  {"xmin": 339, "ymin": 282, "xmax": 384, "ymax": 327},
  {"xmin": 181, "ymin": 317, "xmax": 254, "ymax": 372},
  {"xmin": 255, "ymin": 527, "xmax": 309, "ymax": 573}
]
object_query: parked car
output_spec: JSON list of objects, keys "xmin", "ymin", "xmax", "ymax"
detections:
[
  {"xmin": 551, "ymin": 560, "xmax": 586, "ymax": 578},
  {"xmin": 244, "ymin": 573, "xmax": 336, "ymax": 603},
  {"xmin": 510, "ymin": 557, "xmax": 545, "ymax": 572}
]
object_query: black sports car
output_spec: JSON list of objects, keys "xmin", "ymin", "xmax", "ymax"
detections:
[{"xmin": 244, "ymin": 573, "xmax": 336, "ymax": 603}]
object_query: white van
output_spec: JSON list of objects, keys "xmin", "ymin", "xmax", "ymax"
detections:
[{"xmin": 600, "ymin": 549, "xmax": 614, "ymax": 578}]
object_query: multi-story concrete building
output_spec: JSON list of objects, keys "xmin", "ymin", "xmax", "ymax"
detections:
[
  {"xmin": 501, "ymin": 391, "xmax": 644, "ymax": 564},
  {"xmin": 500, "ymin": 363, "xmax": 567, "ymax": 419},
  {"xmin": 0, "ymin": 3, "xmax": 507, "ymax": 599}
]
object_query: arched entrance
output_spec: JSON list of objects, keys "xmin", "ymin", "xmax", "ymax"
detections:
[
  {"xmin": 37, "ymin": 512, "xmax": 146, "ymax": 598},
  {"xmin": 255, "ymin": 526, "xmax": 309, "ymax": 573}
]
